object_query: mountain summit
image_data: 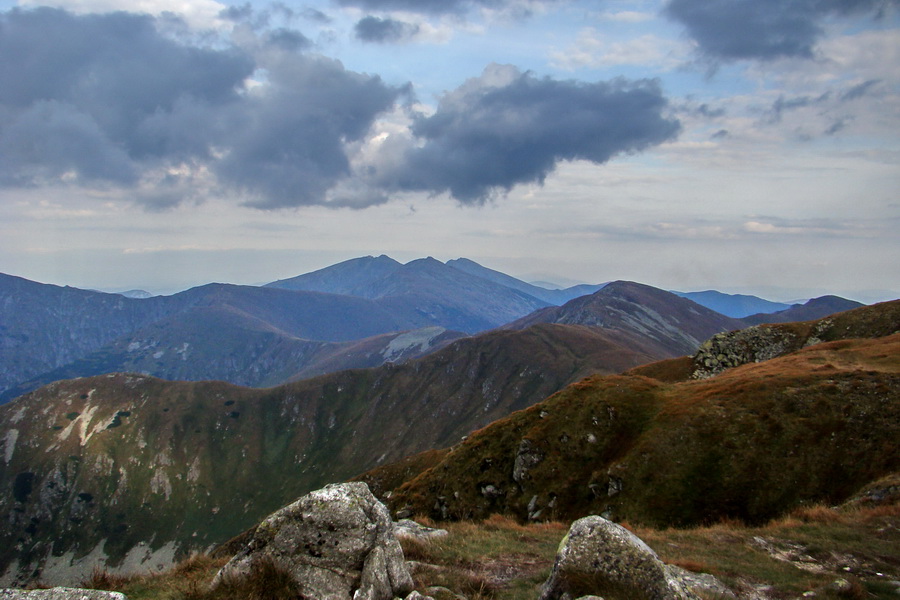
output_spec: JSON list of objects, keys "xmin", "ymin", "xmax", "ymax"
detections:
[{"xmin": 505, "ymin": 280, "xmax": 746, "ymax": 357}]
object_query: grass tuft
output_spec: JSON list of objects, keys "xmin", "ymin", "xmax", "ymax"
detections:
[{"xmin": 191, "ymin": 558, "xmax": 302, "ymax": 600}]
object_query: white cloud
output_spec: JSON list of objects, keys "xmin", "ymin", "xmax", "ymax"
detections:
[
  {"xmin": 597, "ymin": 10, "xmax": 654, "ymax": 23},
  {"xmin": 550, "ymin": 28, "xmax": 690, "ymax": 70},
  {"xmin": 18, "ymin": 0, "xmax": 228, "ymax": 29}
]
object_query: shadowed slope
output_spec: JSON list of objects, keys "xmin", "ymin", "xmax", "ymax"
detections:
[{"xmin": 0, "ymin": 322, "xmax": 662, "ymax": 586}]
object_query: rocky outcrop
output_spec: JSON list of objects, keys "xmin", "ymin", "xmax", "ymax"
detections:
[
  {"xmin": 539, "ymin": 516, "xmax": 699, "ymax": 600},
  {"xmin": 0, "ymin": 589, "xmax": 126, "ymax": 600},
  {"xmin": 691, "ymin": 325, "xmax": 802, "ymax": 378},
  {"xmin": 212, "ymin": 482, "xmax": 413, "ymax": 600}
]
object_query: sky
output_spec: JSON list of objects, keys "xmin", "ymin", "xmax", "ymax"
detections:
[{"xmin": 0, "ymin": 0, "xmax": 898, "ymax": 302}]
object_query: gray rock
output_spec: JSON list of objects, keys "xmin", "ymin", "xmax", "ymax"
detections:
[
  {"xmin": 667, "ymin": 565, "xmax": 736, "ymax": 598},
  {"xmin": 539, "ymin": 516, "xmax": 699, "ymax": 600},
  {"xmin": 513, "ymin": 439, "xmax": 544, "ymax": 484},
  {"xmin": 691, "ymin": 326, "xmax": 800, "ymax": 379},
  {"xmin": 212, "ymin": 482, "xmax": 413, "ymax": 600},
  {"xmin": 0, "ymin": 589, "xmax": 126, "ymax": 600},
  {"xmin": 394, "ymin": 519, "xmax": 448, "ymax": 542}
]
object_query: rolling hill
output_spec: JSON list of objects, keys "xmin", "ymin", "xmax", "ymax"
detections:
[{"xmin": 363, "ymin": 300, "xmax": 900, "ymax": 528}]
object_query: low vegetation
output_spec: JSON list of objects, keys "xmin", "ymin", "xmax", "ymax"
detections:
[
  {"xmin": 79, "ymin": 497, "xmax": 899, "ymax": 600},
  {"xmin": 373, "ymin": 333, "xmax": 899, "ymax": 527}
]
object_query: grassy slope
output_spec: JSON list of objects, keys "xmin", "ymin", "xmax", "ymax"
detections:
[{"xmin": 379, "ymin": 333, "xmax": 900, "ymax": 527}]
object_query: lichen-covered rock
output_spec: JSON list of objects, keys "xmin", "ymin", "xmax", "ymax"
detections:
[
  {"xmin": 539, "ymin": 516, "xmax": 699, "ymax": 600},
  {"xmin": 513, "ymin": 439, "xmax": 544, "ymax": 484},
  {"xmin": 691, "ymin": 326, "xmax": 801, "ymax": 379},
  {"xmin": 212, "ymin": 482, "xmax": 413, "ymax": 600},
  {"xmin": 667, "ymin": 566, "xmax": 736, "ymax": 599},
  {"xmin": 393, "ymin": 519, "xmax": 448, "ymax": 542},
  {"xmin": 0, "ymin": 589, "xmax": 127, "ymax": 600}
]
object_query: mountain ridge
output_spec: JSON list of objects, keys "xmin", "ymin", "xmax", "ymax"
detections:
[
  {"xmin": 504, "ymin": 280, "xmax": 747, "ymax": 357},
  {"xmin": 362, "ymin": 300, "xmax": 900, "ymax": 527}
]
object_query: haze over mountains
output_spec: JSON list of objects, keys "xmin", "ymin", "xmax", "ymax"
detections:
[{"xmin": 0, "ymin": 257, "xmax": 867, "ymax": 403}]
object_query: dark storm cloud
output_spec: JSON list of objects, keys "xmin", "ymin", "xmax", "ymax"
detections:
[
  {"xmin": 665, "ymin": 0, "xmax": 899, "ymax": 62},
  {"xmin": 355, "ymin": 16, "xmax": 419, "ymax": 43},
  {"xmin": 0, "ymin": 7, "xmax": 253, "ymax": 184},
  {"xmin": 216, "ymin": 55, "xmax": 405, "ymax": 208},
  {"xmin": 0, "ymin": 7, "xmax": 404, "ymax": 208},
  {"xmin": 388, "ymin": 66, "xmax": 681, "ymax": 203}
]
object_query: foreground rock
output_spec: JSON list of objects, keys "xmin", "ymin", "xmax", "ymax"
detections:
[
  {"xmin": 0, "ymin": 590, "xmax": 126, "ymax": 600},
  {"xmin": 212, "ymin": 482, "xmax": 413, "ymax": 600},
  {"xmin": 539, "ymin": 516, "xmax": 699, "ymax": 600}
]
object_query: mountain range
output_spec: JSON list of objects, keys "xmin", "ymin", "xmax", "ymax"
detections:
[
  {"xmin": 1, "ymin": 256, "xmax": 851, "ymax": 404},
  {"xmin": 0, "ymin": 254, "xmax": 893, "ymax": 586},
  {"xmin": 0, "ymin": 297, "xmax": 895, "ymax": 586}
]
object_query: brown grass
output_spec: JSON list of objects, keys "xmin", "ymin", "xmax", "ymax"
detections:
[{"xmin": 191, "ymin": 558, "xmax": 302, "ymax": 600}]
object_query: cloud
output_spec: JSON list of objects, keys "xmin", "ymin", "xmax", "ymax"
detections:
[
  {"xmin": 0, "ymin": 7, "xmax": 684, "ymax": 210},
  {"xmin": 334, "ymin": 0, "xmax": 559, "ymax": 17},
  {"xmin": 551, "ymin": 29, "xmax": 690, "ymax": 71},
  {"xmin": 380, "ymin": 64, "xmax": 681, "ymax": 203},
  {"xmin": 665, "ymin": 0, "xmax": 899, "ymax": 62},
  {"xmin": 217, "ymin": 54, "xmax": 407, "ymax": 209},
  {"xmin": 354, "ymin": 15, "xmax": 419, "ymax": 43},
  {"xmin": 18, "ymin": 0, "xmax": 228, "ymax": 29},
  {"xmin": 0, "ymin": 7, "xmax": 406, "ymax": 209},
  {"xmin": 0, "ymin": 8, "xmax": 251, "ymax": 183},
  {"xmin": 840, "ymin": 79, "xmax": 882, "ymax": 101}
]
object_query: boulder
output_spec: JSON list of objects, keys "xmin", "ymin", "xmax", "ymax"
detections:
[
  {"xmin": 0, "ymin": 590, "xmax": 126, "ymax": 600},
  {"xmin": 212, "ymin": 482, "xmax": 414, "ymax": 600},
  {"xmin": 539, "ymin": 516, "xmax": 699, "ymax": 600},
  {"xmin": 393, "ymin": 519, "xmax": 448, "ymax": 542}
]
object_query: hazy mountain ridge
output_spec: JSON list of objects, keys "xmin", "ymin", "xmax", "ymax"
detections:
[
  {"xmin": 0, "ymin": 273, "xmax": 201, "ymax": 400},
  {"xmin": 504, "ymin": 280, "xmax": 747, "ymax": 357},
  {"xmin": 445, "ymin": 257, "xmax": 606, "ymax": 305},
  {"xmin": 742, "ymin": 295, "xmax": 864, "ymax": 325},
  {"xmin": 0, "ymin": 281, "xmax": 444, "ymax": 402},
  {"xmin": 672, "ymin": 289, "xmax": 792, "ymax": 318},
  {"xmin": 271, "ymin": 256, "xmax": 554, "ymax": 333},
  {"xmin": 1, "ymin": 259, "xmax": 834, "ymax": 403}
]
